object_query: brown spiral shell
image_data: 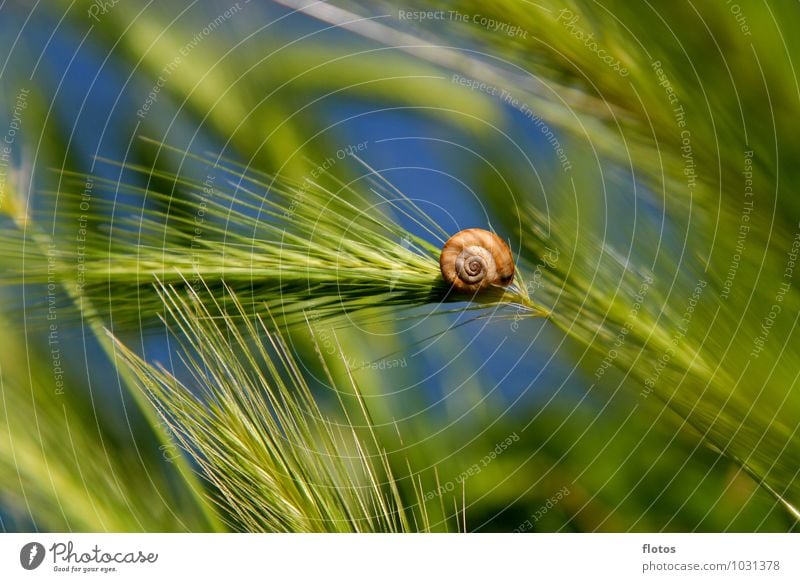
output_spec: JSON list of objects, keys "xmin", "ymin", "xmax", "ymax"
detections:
[{"xmin": 439, "ymin": 228, "xmax": 515, "ymax": 293}]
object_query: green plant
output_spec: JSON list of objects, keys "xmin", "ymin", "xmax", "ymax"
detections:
[{"xmin": 2, "ymin": 0, "xmax": 798, "ymax": 533}]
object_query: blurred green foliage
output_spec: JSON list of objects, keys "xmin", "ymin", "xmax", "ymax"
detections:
[{"xmin": 1, "ymin": 1, "xmax": 798, "ymax": 532}]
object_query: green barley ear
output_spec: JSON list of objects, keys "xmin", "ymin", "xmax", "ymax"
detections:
[
  {"xmin": 111, "ymin": 280, "xmax": 436, "ymax": 532},
  {"xmin": 0, "ymin": 142, "xmax": 547, "ymax": 328}
]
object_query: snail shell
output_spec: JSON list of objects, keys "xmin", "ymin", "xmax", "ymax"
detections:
[{"xmin": 439, "ymin": 228, "xmax": 515, "ymax": 293}]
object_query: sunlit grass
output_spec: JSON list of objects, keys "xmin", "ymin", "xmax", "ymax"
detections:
[
  {"xmin": 2, "ymin": 0, "xmax": 799, "ymax": 533},
  {"xmin": 112, "ymin": 282, "xmax": 438, "ymax": 532}
]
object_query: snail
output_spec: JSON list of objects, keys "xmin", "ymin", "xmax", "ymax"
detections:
[{"xmin": 439, "ymin": 228, "xmax": 515, "ymax": 293}]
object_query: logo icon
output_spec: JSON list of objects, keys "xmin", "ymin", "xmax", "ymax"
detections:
[{"xmin": 20, "ymin": 542, "xmax": 45, "ymax": 570}]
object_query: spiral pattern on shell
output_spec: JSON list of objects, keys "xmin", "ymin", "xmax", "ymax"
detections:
[{"xmin": 439, "ymin": 228, "xmax": 515, "ymax": 292}]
